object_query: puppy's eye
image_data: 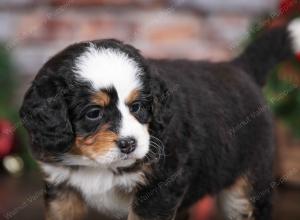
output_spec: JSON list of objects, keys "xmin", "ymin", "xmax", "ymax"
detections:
[
  {"xmin": 85, "ymin": 107, "xmax": 103, "ymax": 120},
  {"xmin": 130, "ymin": 102, "xmax": 142, "ymax": 113}
]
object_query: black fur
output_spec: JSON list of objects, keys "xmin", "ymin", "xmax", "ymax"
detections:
[
  {"xmin": 20, "ymin": 74, "xmax": 74, "ymax": 154},
  {"xmin": 20, "ymin": 23, "xmax": 295, "ymax": 220},
  {"xmin": 234, "ymin": 25, "xmax": 293, "ymax": 86}
]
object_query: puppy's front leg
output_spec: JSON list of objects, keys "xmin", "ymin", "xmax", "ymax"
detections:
[
  {"xmin": 128, "ymin": 205, "xmax": 177, "ymax": 220},
  {"xmin": 44, "ymin": 183, "xmax": 87, "ymax": 220},
  {"xmin": 128, "ymin": 175, "xmax": 187, "ymax": 220}
]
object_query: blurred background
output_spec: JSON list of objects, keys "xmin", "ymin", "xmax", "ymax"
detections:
[{"xmin": 0, "ymin": 0, "xmax": 300, "ymax": 219}]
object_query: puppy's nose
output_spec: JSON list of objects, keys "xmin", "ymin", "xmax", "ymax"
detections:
[{"xmin": 118, "ymin": 137, "xmax": 136, "ymax": 154}]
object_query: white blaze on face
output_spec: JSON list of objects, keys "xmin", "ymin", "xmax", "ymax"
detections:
[{"xmin": 74, "ymin": 44, "xmax": 150, "ymax": 164}]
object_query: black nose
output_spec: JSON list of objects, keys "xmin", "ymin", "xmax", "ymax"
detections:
[{"xmin": 118, "ymin": 137, "xmax": 136, "ymax": 154}]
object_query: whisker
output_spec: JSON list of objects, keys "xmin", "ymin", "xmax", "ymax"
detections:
[{"xmin": 148, "ymin": 134, "xmax": 167, "ymax": 163}]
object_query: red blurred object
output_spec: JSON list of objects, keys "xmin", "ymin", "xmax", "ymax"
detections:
[
  {"xmin": 279, "ymin": 0, "xmax": 300, "ymax": 15},
  {"xmin": 190, "ymin": 196, "xmax": 215, "ymax": 220},
  {"xmin": 268, "ymin": 0, "xmax": 300, "ymax": 29},
  {"xmin": 296, "ymin": 53, "xmax": 300, "ymax": 61},
  {"xmin": 0, "ymin": 119, "xmax": 14, "ymax": 158}
]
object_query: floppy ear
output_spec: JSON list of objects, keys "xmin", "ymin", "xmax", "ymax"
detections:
[
  {"xmin": 20, "ymin": 75, "xmax": 74, "ymax": 157},
  {"xmin": 149, "ymin": 73, "xmax": 173, "ymax": 133}
]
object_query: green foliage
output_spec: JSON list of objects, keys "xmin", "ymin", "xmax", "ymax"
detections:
[
  {"xmin": 264, "ymin": 59, "xmax": 300, "ymax": 138},
  {"xmin": 0, "ymin": 44, "xmax": 16, "ymax": 120}
]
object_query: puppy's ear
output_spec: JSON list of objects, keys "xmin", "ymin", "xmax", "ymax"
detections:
[
  {"xmin": 149, "ymin": 74, "xmax": 173, "ymax": 132},
  {"xmin": 20, "ymin": 75, "xmax": 74, "ymax": 156}
]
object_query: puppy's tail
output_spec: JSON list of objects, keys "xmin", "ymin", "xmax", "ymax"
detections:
[{"xmin": 233, "ymin": 19, "xmax": 300, "ymax": 86}]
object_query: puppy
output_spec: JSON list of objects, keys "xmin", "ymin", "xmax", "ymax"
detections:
[{"xmin": 20, "ymin": 19, "xmax": 300, "ymax": 220}]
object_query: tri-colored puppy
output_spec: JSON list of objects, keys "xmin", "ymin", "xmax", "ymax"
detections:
[{"xmin": 20, "ymin": 19, "xmax": 300, "ymax": 220}]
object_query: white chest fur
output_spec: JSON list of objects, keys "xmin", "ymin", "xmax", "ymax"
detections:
[{"xmin": 41, "ymin": 164, "xmax": 144, "ymax": 218}]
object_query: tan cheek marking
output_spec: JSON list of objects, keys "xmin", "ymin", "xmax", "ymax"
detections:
[
  {"xmin": 126, "ymin": 89, "xmax": 140, "ymax": 105},
  {"xmin": 72, "ymin": 125, "xmax": 118, "ymax": 159},
  {"xmin": 142, "ymin": 163, "xmax": 152, "ymax": 174},
  {"xmin": 92, "ymin": 91, "xmax": 110, "ymax": 107},
  {"xmin": 138, "ymin": 163, "xmax": 153, "ymax": 186}
]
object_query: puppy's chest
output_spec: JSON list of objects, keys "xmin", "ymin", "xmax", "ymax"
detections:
[{"xmin": 42, "ymin": 164, "xmax": 144, "ymax": 216}]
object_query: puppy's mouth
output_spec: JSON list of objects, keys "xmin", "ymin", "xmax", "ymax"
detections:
[
  {"xmin": 108, "ymin": 147, "xmax": 146, "ymax": 169},
  {"xmin": 120, "ymin": 153, "xmax": 134, "ymax": 160},
  {"xmin": 111, "ymin": 156, "xmax": 137, "ymax": 168}
]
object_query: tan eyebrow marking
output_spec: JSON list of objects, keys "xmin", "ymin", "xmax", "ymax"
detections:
[
  {"xmin": 126, "ymin": 89, "xmax": 140, "ymax": 105},
  {"xmin": 92, "ymin": 91, "xmax": 110, "ymax": 107}
]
